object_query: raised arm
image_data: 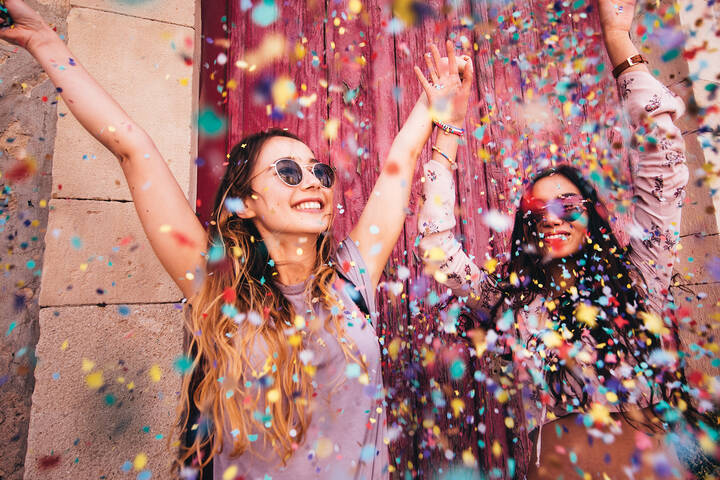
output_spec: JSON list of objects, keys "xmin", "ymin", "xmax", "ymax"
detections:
[
  {"xmin": 350, "ymin": 41, "xmax": 473, "ymax": 289},
  {"xmin": 1, "ymin": 0, "xmax": 207, "ymax": 298},
  {"xmin": 600, "ymin": 0, "xmax": 689, "ymax": 313}
]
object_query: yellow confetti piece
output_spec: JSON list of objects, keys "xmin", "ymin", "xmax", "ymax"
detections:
[
  {"xmin": 85, "ymin": 370, "xmax": 103, "ymax": 389},
  {"xmin": 433, "ymin": 270, "xmax": 448, "ymax": 283},
  {"xmin": 575, "ymin": 303, "xmax": 599, "ymax": 328},
  {"xmin": 81, "ymin": 358, "xmax": 95, "ymax": 372},
  {"xmin": 323, "ymin": 118, "xmax": 340, "ymax": 141},
  {"xmin": 639, "ymin": 311, "xmax": 668, "ymax": 335},
  {"xmin": 484, "ymin": 258, "xmax": 498, "ymax": 274},
  {"xmin": 149, "ymin": 365, "xmax": 162, "ymax": 383},
  {"xmin": 450, "ymin": 398, "xmax": 464, "ymax": 417},
  {"xmin": 61, "ymin": 340, "xmax": 68, "ymax": 351},
  {"xmin": 288, "ymin": 334, "xmax": 302, "ymax": 347},
  {"xmin": 178, "ymin": 77, "xmax": 189, "ymax": 86},
  {"xmin": 349, "ymin": 0, "xmax": 362, "ymax": 14},
  {"xmin": 426, "ymin": 246, "xmax": 446, "ymax": 262},
  {"xmin": 606, "ymin": 391, "xmax": 619, "ymax": 404},
  {"xmin": 222, "ymin": 465, "xmax": 238, "ymax": 480},
  {"xmin": 294, "ymin": 315, "xmax": 306, "ymax": 330},
  {"xmin": 504, "ymin": 417, "xmax": 515, "ymax": 429},
  {"xmin": 492, "ymin": 440, "xmax": 502, "ymax": 458},
  {"xmin": 387, "ymin": 338, "xmax": 400, "ymax": 361},
  {"xmin": 271, "ymin": 76, "xmax": 296, "ymax": 110},
  {"xmin": 127, "ymin": 381, "xmax": 135, "ymax": 390},
  {"xmin": 462, "ymin": 448, "xmax": 476, "ymax": 466},
  {"xmin": 133, "ymin": 452, "xmax": 147, "ymax": 471},
  {"xmin": 542, "ymin": 331, "xmax": 562, "ymax": 349},
  {"xmin": 588, "ymin": 402, "xmax": 611, "ymax": 425},
  {"xmin": 267, "ymin": 389, "xmax": 280, "ymax": 403},
  {"xmin": 316, "ymin": 437, "xmax": 333, "ymax": 458}
]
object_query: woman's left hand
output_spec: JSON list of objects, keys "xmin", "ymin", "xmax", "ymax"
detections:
[
  {"xmin": 597, "ymin": 0, "xmax": 636, "ymax": 35},
  {"xmin": 414, "ymin": 40, "xmax": 473, "ymax": 127}
]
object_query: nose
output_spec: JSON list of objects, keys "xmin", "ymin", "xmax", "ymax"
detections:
[
  {"xmin": 539, "ymin": 212, "xmax": 563, "ymax": 229},
  {"xmin": 299, "ymin": 165, "xmax": 323, "ymax": 190}
]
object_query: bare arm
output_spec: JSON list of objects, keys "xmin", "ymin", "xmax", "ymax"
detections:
[
  {"xmin": 350, "ymin": 41, "xmax": 473, "ymax": 288},
  {"xmin": 1, "ymin": 0, "xmax": 206, "ymax": 298}
]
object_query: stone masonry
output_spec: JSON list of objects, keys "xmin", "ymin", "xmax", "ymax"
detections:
[{"xmin": 16, "ymin": 0, "xmax": 199, "ymax": 478}]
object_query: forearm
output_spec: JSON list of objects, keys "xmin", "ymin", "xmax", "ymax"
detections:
[
  {"xmin": 27, "ymin": 29, "xmax": 147, "ymax": 160},
  {"xmin": 386, "ymin": 93, "xmax": 433, "ymax": 175},
  {"xmin": 603, "ymin": 30, "xmax": 648, "ymax": 74}
]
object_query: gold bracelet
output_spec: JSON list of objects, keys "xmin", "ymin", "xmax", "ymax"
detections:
[{"xmin": 432, "ymin": 145, "xmax": 456, "ymax": 167}]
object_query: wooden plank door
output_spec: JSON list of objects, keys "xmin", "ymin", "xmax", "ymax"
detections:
[{"xmin": 198, "ymin": 0, "xmax": 629, "ymax": 478}]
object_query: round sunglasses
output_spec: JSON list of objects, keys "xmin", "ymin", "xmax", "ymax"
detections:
[
  {"xmin": 257, "ymin": 158, "xmax": 336, "ymax": 189},
  {"xmin": 522, "ymin": 195, "xmax": 590, "ymax": 223}
]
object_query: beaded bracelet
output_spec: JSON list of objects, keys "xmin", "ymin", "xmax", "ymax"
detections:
[
  {"xmin": 432, "ymin": 145, "xmax": 456, "ymax": 167},
  {"xmin": 433, "ymin": 119, "xmax": 465, "ymax": 136}
]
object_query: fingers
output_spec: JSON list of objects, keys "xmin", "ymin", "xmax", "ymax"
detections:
[
  {"xmin": 424, "ymin": 52, "xmax": 439, "ymax": 84},
  {"xmin": 429, "ymin": 43, "xmax": 442, "ymax": 80},
  {"xmin": 460, "ymin": 56, "xmax": 474, "ymax": 91},
  {"xmin": 413, "ymin": 65, "xmax": 433, "ymax": 98},
  {"xmin": 446, "ymin": 39, "xmax": 457, "ymax": 76}
]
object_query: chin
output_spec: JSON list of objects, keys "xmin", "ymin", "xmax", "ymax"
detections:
[{"xmin": 543, "ymin": 242, "xmax": 583, "ymax": 259}]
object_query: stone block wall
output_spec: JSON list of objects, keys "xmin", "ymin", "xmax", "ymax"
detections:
[
  {"xmin": 10, "ymin": 0, "xmax": 199, "ymax": 478},
  {"xmin": 0, "ymin": 1, "xmax": 69, "ymax": 477}
]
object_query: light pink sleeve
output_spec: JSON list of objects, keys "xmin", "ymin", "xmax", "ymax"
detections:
[
  {"xmin": 417, "ymin": 159, "xmax": 487, "ymax": 308},
  {"xmin": 619, "ymin": 71, "xmax": 689, "ymax": 314}
]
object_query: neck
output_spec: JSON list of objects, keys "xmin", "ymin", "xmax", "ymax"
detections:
[
  {"xmin": 545, "ymin": 254, "xmax": 583, "ymax": 296},
  {"xmin": 260, "ymin": 230, "xmax": 320, "ymax": 286}
]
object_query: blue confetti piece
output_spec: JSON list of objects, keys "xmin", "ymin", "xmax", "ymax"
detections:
[{"xmin": 251, "ymin": 0, "xmax": 278, "ymax": 26}]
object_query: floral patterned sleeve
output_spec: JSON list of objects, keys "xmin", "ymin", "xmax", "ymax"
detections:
[
  {"xmin": 417, "ymin": 159, "xmax": 493, "ymax": 310},
  {"xmin": 619, "ymin": 71, "xmax": 689, "ymax": 314}
]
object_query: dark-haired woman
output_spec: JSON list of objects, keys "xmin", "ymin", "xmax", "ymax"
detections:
[
  {"xmin": 0, "ymin": 0, "xmax": 476, "ymax": 478},
  {"xmin": 417, "ymin": 0, "xmax": 713, "ymax": 478}
]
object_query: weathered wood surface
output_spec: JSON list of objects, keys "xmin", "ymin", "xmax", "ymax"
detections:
[{"xmin": 196, "ymin": 0, "xmax": 714, "ymax": 478}]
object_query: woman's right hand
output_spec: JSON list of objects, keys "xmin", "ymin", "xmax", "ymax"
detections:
[
  {"xmin": 414, "ymin": 40, "xmax": 474, "ymax": 128},
  {"xmin": 0, "ymin": 0, "xmax": 54, "ymax": 51}
]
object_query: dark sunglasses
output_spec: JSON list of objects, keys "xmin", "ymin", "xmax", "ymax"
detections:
[
  {"xmin": 522, "ymin": 195, "xmax": 590, "ymax": 223},
  {"xmin": 263, "ymin": 158, "xmax": 336, "ymax": 188}
]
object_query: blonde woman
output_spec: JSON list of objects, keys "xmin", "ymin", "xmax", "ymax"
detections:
[{"xmin": 0, "ymin": 0, "xmax": 475, "ymax": 477}]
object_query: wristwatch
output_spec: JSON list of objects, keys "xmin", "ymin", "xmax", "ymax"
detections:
[{"xmin": 612, "ymin": 54, "xmax": 648, "ymax": 79}]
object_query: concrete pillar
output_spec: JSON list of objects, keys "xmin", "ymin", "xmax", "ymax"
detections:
[{"xmin": 24, "ymin": 1, "xmax": 199, "ymax": 478}]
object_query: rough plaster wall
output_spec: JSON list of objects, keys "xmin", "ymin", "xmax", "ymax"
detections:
[{"xmin": 0, "ymin": 2, "xmax": 69, "ymax": 478}]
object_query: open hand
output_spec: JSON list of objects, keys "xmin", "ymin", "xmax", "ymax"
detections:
[
  {"xmin": 414, "ymin": 40, "xmax": 473, "ymax": 127},
  {"xmin": 0, "ymin": 0, "xmax": 52, "ymax": 51},
  {"xmin": 597, "ymin": 0, "xmax": 636, "ymax": 35}
]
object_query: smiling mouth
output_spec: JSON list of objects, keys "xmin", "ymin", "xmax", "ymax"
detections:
[
  {"xmin": 293, "ymin": 201, "xmax": 323, "ymax": 211},
  {"xmin": 544, "ymin": 233, "xmax": 570, "ymax": 241}
]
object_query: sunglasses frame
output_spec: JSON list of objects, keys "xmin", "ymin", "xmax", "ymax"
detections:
[
  {"xmin": 523, "ymin": 196, "xmax": 591, "ymax": 224},
  {"xmin": 252, "ymin": 157, "xmax": 336, "ymax": 189}
]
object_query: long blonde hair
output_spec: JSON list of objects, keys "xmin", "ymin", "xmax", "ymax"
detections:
[{"xmin": 174, "ymin": 129, "xmax": 363, "ymax": 475}]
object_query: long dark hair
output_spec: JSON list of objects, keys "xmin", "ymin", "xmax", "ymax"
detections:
[{"xmin": 486, "ymin": 165, "xmax": 702, "ymax": 429}]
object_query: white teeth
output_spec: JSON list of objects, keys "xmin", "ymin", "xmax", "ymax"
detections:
[
  {"xmin": 545, "ymin": 233, "xmax": 568, "ymax": 240},
  {"xmin": 295, "ymin": 201, "xmax": 322, "ymax": 210}
]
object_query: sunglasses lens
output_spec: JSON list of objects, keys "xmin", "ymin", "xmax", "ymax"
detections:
[
  {"xmin": 313, "ymin": 163, "xmax": 335, "ymax": 188},
  {"xmin": 276, "ymin": 159, "xmax": 303, "ymax": 186}
]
